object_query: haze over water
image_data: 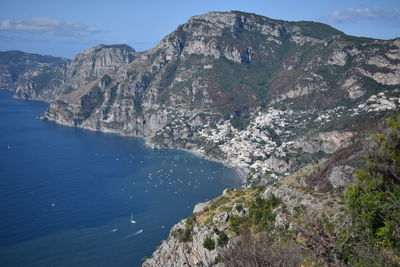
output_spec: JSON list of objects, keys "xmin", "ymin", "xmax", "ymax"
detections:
[{"xmin": 0, "ymin": 90, "xmax": 241, "ymax": 267}]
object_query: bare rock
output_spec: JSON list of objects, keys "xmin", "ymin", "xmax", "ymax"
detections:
[
  {"xmin": 327, "ymin": 165, "xmax": 354, "ymax": 190},
  {"xmin": 213, "ymin": 211, "xmax": 229, "ymax": 224},
  {"xmin": 193, "ymin": 201, "xmax": 211, "ymax": 214},
  {"xmin": 294, "ymin": 131, "xmax": 353, "ymax": 154},
  {"xmin": 327, "ymin": 51, "xmax": 347, "ymax": 66},
  {"xmin": 230, "ymin": 203, "xmax": 249, "ymax": 217}
]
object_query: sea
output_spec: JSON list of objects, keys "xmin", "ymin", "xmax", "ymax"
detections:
[{"xmin": 0, "ymin": 90, "xmax": 241, "ymax": 267}]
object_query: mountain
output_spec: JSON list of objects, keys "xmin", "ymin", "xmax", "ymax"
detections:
[
  {"xmin": 0, "ymin": 44, "xmax": 136, "ymax": 101},
  {"xmin": 0, "ymin": 50, "xmax": 69, "ymax": 99},
  {"xmin": 42, "ymin": 44, "xmax": 136, "ymax": 100},
  {"xmin": 40, "ymin": 11, "xmax": 400, "ymax": 185}
]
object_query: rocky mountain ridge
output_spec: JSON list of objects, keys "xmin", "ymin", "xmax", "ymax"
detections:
[
  {"xmin": 39, "ymin": 11, "xmax": 400, "ymax": 185},
  {"xmin": 0, "ymin": 44, "xmax": 136, "ymax": 101}
]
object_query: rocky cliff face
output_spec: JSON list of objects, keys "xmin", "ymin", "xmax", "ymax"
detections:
[
  {"xmin": 0, "ymin": 44, "xmax": 136, "ymax": 101},
  {"xmin": 143, "ymin": 177, "xmax": 343, "ymax": 266},
  {"xmin": 58, "ymin": 44, "xmax": 136, "ymax": 97}
]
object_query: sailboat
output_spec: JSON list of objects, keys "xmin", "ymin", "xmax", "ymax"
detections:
[
  {"xmin": 130, "ymin": 213, "xmax": 136, "ymax": 224},
  {"xmin": 112, "ymin": 225, "xmax": 118, "ymax": 232}
]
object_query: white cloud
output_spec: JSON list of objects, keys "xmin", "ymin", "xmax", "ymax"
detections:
[
  {"xmin": 0, "ymin": 17, "xmax": 100, "ymax": 35},
  {"xmin": 327, "ymin": 8, "xmax": 400, "ymax": 23}
]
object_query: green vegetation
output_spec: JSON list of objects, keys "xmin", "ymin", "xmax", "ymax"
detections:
[
  {"xmin": 235, "ymin": 204, "xmax": 243, "ymax": 213},
  {"xmin": 295, "ymin": 21, "xmax": 344, "ymax": 39},
  {"xmin": 190, "ymin": 116, "xmax": 400, "ymax": 266},
  {"xmin": 96, "ymin": 44, "xmax": 134, "ymax": 51},
  {"xmin": 230, "ymin": 112, "xmax": 251, "ymax": 130},
  {"xmin": 31, "ymin": 70, "xmax": 57, "ymax": 92},
  {"xmin": 296, "ymin": 115, "xmax": 400, "ymax": 265},
  {"xmin": 0, "ymin": 51, "xmax": 67, "ymax": 86},
  {"xmin": 203, "ymin": 237, "xmax": 215, "ymax": 251},
  {"xmin": 151, "ymin": 132, "xmax": 165, "ymax": 145},
  {"xmin": 172, "ymin": 214, "xmax": 196, "ymax": 243},
  {"xmin": 343, "ymin": 115, "xmax": 400, "ymax": 263},
  {"xmin": 159, "ymin": 59, "xmax": 180, "ymax": 89},
  {"xmin": 79, "ymin": 85, "xmax": 104, "ymax": 120},
  {"xmin": 229, "ymin": 195, "xmax": 280, "ymax": 235},
  {"xmin": 217, "ymin": 231, "xmax": 229, "ymax": 247}
]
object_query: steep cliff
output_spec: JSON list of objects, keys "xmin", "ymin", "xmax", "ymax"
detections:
[
  {"xmin": 0, "ymin": 44, "xmax": 136, "ymax": 101},
  {"xmin": 41, "ymin": 11, "xmax": 400, "ymax": 185},
  {"xmin": 50, "ymin": 44, "xmax": 136, "ymax": 99}
]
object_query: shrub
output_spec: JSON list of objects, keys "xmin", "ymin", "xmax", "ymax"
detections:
[
  {"xmin": 345, "ymin": 115, "xmax": 400, "ymax": 250},
  {"xmin": 228, "ymin": 195, "xmax": 280, "ymax": 235},
  {"xmin": 203, "ymin": 237, "xmax": 215, "ymax": 251},
  {"xmin": 172, "ymin": 214, "xmax": 197, "ymax": 242},
  {"xmin": 235, "ymin": 204, "xmax": 243, "ymax": 212},
  {"xmin": 230, "ymin": 113, "xmax": 251, "ymax": 130},
  {"xmin": 220, "ymin": 233, "xmax": 309, "ymax": 266},
  {"xmin": 217, "ymin": 231, "xmax": 229, "ymax": 247}
]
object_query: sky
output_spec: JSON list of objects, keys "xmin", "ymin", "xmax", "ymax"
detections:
[{"xmin": 0, "ymin": 0, "xmax": 399, "ymax": 58}]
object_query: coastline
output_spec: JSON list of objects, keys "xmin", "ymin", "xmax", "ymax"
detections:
[
  {"xmin": 4, "ymin": 87, "xmax": 249, "ymax": 187},
  {"xmin": 143, "ymin": 137, "xmax": 248, "ymax": 185},
  {"xmin": 179, "ymin": 147, "xmax": 249, "ymax": 183},
  {"xmin": 36, "ymin": 102, "xmax": 248, "ymax": 185}
]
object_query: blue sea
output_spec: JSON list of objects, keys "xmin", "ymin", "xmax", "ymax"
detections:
[{"xmin": 0, "ymin": 90, "xmax": 241, "ymax": 267}]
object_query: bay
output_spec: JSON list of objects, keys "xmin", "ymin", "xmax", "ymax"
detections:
[{"xmin": 0, "ymin": 90, "xmax": 241, "ymax": 267}]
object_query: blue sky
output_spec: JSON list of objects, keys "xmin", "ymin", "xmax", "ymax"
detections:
[{"xmin": 1, "ymin": 0, "xmax": 399, "ymax": 58}]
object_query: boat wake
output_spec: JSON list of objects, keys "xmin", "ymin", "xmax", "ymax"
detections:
[{"xmin": 120, "ymin": 229, "xmax": 143, "ymax": 240}]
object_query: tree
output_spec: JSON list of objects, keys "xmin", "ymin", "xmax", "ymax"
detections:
[{"xmin": 345, "ymin": 115, "xmax": 400, "ymax": 251}]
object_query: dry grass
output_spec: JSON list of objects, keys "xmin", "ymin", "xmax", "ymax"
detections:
[
  {"xmin": 62, "ymin": 80, "xmax": 99, "ymax": 103},
  {"xmin": 196, "ymin": 188, "xmax": 260, "ymax": 225}
]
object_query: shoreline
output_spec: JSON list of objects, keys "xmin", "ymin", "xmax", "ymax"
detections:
[
  {"xmin": 38, "ymin": 108, "xmax": 248, "ymax": 186},
  {"xmin": 5, "ymin": 88, "xmax": 249, "ymax": 187},
  {"xmin": 143, "ymin": 137, "xmax": 248, "ymax": 185},
  {"xmin": 179, "ymin": 147, "xmax": 249, "ymax": 184}
]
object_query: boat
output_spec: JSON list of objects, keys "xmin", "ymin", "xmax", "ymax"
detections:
[
  {"xmin": 135, "ymin": 229, "xmax": 143, "ymax": 235},
  {"xmin": 112, "ymin": 225, "xmax": 118, "ymax": 232},
  {"xmin": 130, "ymin": 213, "xmax": 136, "ymax": 224}
]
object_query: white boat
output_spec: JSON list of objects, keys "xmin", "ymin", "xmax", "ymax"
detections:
[
  {"xmin": 112, "ymin": 225, "xmax": 118, "ymax": 232},
  {"xmin": 130, "ymin": 213, "xmax": 136, "ymax": 224},
  {"xmin": 135, "ymin": 229, "xmax": 143, "ymax": 235}
]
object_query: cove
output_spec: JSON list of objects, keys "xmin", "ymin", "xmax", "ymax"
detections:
[{"xmin": 0, "ymin": 90, "xmax": 241, "ymax": 267}]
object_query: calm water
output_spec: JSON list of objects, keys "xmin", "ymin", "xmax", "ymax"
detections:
[{"xmin": 0, "ymin": 90, "xmax": 241, "ymax": 267}]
